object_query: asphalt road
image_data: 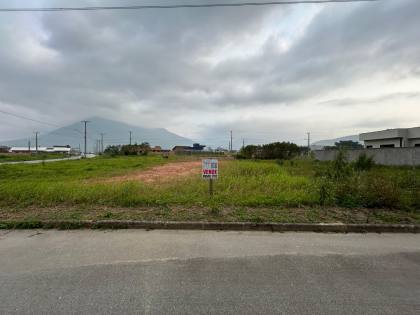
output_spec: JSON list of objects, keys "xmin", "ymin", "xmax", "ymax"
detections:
[
  {"xmin": 0, "ymin": 154, "xmax": 96, "ymax": 165},
  {"xmin": 0, "ymin": 230, "xmax": 419, "ymax": 314}
]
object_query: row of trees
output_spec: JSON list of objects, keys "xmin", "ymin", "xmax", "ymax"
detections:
[
  {"xmin": 237, "ymin": 142, "xmax": 302, "ymax": 160},
  {"xmin": 324, "ymin": 140, "xmax": 363, "ymax": 150},
  {"xmin": 104, "ymin": 143, "xmax": 151, "ymax": 156}
]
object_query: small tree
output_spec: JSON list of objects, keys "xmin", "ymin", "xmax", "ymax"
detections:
[
  {"xmin": 353, "ymin": 153, "xmax": 375, "ymax": 171},
  {"xmin": 104, "ymin": 145, "xmax": 121, "ymax": 156},
  {"xmin": 238, "ymin": 145, "xmax": 260, "ymax": 159},
  {"xmin": 329, "ymin": 149, "xmax": 352, "ymax": 180},
  {"xmin": 237, "ymin": 142, "xmax": 301, "ymax": 160}
]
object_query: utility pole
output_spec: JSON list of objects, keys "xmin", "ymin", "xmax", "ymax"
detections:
[
  {"xmin": 230, "ymin": 130, "xmax": 233, "ymax": 152},
  {"xmin": 129, "ymin": 131, "xmax": 132, "ymax": 145},
  {"xmin": 242, "ymin": 138, "xmax": 245, "ymax": 150},
  {"xmin": 306, "ymin": 132, "xmax": 311, "ymax": 155},
  {"xmin": 28, "ymin": 139, "xmax": 31, "ymax": 153},
  {"xmin": 100, "ymin": 133, "xmax": 105, "ymax": 154},
  {"xmin": 81, "ymin": 121, "xmax": 90, "ymax": 157},
  {"xmin": 34, "ymin": 131, "xmax": 39, "ymax": 154}
]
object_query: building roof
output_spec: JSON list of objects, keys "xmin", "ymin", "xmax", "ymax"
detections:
[
  {"xmin": 172, "ymin": 146, "xmax": 191, "ymax": 150},
  {"xmin": 10, "ymin": 146, "xmax": 71, "ymax": 153},
  {"xmin": 360, "ymin": 127, "xmax": 420, "ymax": 141}
]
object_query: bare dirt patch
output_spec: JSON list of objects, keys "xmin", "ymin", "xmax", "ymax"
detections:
[{"xmin": 99, "ymin": 161, "xmax": 201, "ymax": 184}]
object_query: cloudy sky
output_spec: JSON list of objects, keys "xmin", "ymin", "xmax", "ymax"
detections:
[{"xmin": 0, "ymin": 0, "xmax": 419, "ymax": 148}]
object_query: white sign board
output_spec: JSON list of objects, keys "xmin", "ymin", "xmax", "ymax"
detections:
[{"xmin": 202, "ymin": 159, "xmax": 218, "ymax": 180}]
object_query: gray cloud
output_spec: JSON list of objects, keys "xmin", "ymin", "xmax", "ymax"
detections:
[{"xmin": 0, "ymin": 0, "xmax": 419, "ymax": 147}]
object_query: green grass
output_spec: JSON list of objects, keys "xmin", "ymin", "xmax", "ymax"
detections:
[
  {"xmin": 0, "ymin": 153, "xmax": 70, "ymax": 162},
  {"xmin": 1, "ymin": 156, "xmax": 420, "ymax": 224},
  {"xmin": 2, "ymin": 159, "xmax": 313, "ymax": 208},
  {"xmin": 0, "ymin": 154, "xmax": 166, "ymax": 181}
]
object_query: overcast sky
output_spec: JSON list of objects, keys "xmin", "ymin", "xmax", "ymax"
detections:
[{"xmin": 0, "ymin": 0, "xmax": 419, "ymax": 148}]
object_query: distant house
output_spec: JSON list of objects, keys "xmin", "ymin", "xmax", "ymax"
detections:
[
  {"xmin": 0, "ymin": 146, "xmax": 9, "ymax": 153},
  {"xmin": 172, "ymin": 146, "xmax": 191, "ymax": 152},
  {"xmin": 215, "ymin": 147, "xmax": 228, "ymax": 153},
  {"xmin": 151, "ymin": 146, "xmax": 162, "ymax": 153},
  {"xmin": 360, "ymin": 127, "xmax": 420, "ymax": 148},
  {"xmin": 9, "ymin": 145, "xmax": 72, "ymax": 154},
  {"xmin": 172, "ymin": 143, "xmax": 206, "ymax": 152}
]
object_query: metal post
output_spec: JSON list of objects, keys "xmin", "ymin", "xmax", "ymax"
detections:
[
  {"xmin": 81, "ymin": 121, "xmax": 90, "ymax": 157},
  {"xmin": 209, "ymin": 178, "xmax": 213, "ymax": 197},
  {"xmin": 100, "ymin": 133, "xmax": 105, "ymax": 154},
  {"xmin": 34, "ymin": 131, "xmax": 39, "ymax": 154},
  {"xmin": 306, "ymin": 132, "xmax": 311, "ymax": 156}
]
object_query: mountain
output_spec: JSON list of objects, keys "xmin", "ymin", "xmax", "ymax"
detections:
[
  {"xmin": 312, "ymin": 134, "xmax": 361, "ymax": 149},
  {"xmin": 0, "ymin": 117, "xmax": 193, "ymax": 151}
]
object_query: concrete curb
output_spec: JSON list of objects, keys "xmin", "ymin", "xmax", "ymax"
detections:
[{"xmin": 0, "ymin": 220, "xmax": 419, "ymax": 233}]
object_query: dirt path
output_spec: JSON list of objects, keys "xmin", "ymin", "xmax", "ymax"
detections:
[{"xmin": 101, "ymin": 161, "xmax": 201, "ymax": 183}]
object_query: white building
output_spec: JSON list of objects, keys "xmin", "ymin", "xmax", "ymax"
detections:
[
  {"xmin": 359, "ymin": 127, "xmax": 420, "ymax": 149},
  {"xmin": 9, "ymin": 145, "xmax": 72, "ymax": 154}
]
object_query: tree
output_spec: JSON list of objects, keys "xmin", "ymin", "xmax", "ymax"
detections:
[
  {"xmin": 104, "ymin": 142, "xmax": 151, "ymax": 156},
  {"xmin": 121, "ymin": 142, "xmax": 151, "ymax": 155},
  {"xmin": 104, "ymin": 145, "xmax": 121, "ymax": 156},
  {"xmin": 335, "ymin": 141, "xmax": 363, "ymax": 150},
  {"xmin": 238, "ymin": 142, "xmax": 301, "ymax": 160}
]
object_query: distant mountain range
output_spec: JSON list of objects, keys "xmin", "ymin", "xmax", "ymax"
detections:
[
  {"xmin": 0, "ymin": 117, "xmax": 193, "ymax": 151},
  {"xmin": 312, "ymin": 134, "xmax": 361, "ymax": 149}
]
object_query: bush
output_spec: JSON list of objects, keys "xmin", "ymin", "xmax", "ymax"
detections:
[
  {"xmin": 353, "ymin": 153, "xmax": 375, "ymax": 171},
  {"xmin": 318, "ymin": 177, "xmax": 335, "ymax": 206},
  {"xmin": 334, "ymin": 175, "xmax": 363, "ymax": 208},
  {"xmin": 104, "ymin": 145, "xmax": 120, "ymax": 156},
  {"xmin": 238, "ymin": 142, "xmax": 301, "ymax": 160},
  {"xmin": 104, "ymin": 143, "xmax": 151, "ymax": 156},
  {"xmin": 328, "ymin": 150, "xmax": 353, "ymax": 180},
  {"xmin": 362, "ymin": 175, "xmax": 401, "ymax": 208}
]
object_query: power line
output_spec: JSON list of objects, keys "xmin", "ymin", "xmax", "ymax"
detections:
[
  {"xmin": 0, "ymin": 109, "xmax": 61, "ymax": 128},
  {"xmin": 0, "ymin": 0, "xmax": 381, "ymax": 12},
  {"xmin": 0, "ymin": 109, "xmax": 85, "ymax": 138}
]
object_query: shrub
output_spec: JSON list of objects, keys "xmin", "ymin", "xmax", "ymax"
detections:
[
  {"xmin": 329, "ymin": 150, "xmax": 353, "ymax": 180},
  {"xmin": 318, "ymin": 177, "xmax": 335, "ymax": 206},
  {"xmin": 353, "ymin": 153, "xmax": 375, "ymax": 171},
  {"xmin": 362, "ymin": 175, "xmax": 401, "ymax": 208},
  {"xmin": 104, "ymin": 145, "xmax": 120, "ymax": 156},
  {"xmin": 276, "ymin": 159, "xmax": 284, "ymax": 166},
  {"xmin": 334, "ymin": 175, "xmax": 363, "ymax": 208},
  {"xmin": 238, "ymin": 142, "xmax": 301, "ymax": 160}
]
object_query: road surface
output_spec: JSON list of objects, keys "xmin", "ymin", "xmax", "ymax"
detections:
[
  {"xmin": 0, "ymin": 230, "xmax": 419, "ymax": 314},
  {"xmin": 0, "ymin": 154, "xmax": 95, "ymax": 165}
]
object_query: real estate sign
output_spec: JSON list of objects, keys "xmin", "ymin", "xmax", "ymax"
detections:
[{"xmin": 202, "ymin": 159, "xmax": 218, "ymax": 180}]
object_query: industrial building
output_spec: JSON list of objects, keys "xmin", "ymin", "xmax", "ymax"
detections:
[
  {"xmin": 9, "ymin": 145, "xmax": 72, "ymax": 154},
  {"xmin": 359, "ymin": 127, "xmax": 420, "ymax": 149}
]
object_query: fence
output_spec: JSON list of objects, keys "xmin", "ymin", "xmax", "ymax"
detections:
[{"xmin": 313, "ymin": 147, "xmax": 420, "ymax": 166}]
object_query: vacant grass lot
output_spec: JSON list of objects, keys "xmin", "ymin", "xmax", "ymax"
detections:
[{"xmin": 0, "ymin": 156, "xmax": 419, "ymax": 224}]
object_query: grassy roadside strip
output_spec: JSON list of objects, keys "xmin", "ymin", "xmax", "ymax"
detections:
[{"xmin": 1, "ymin": 206, "xmax": 419, "ymax": 226}]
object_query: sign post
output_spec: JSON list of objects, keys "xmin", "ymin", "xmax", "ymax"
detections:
[{"xmin": 202, "ymin": 159, "xmax": 218, "ymax": 197}]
